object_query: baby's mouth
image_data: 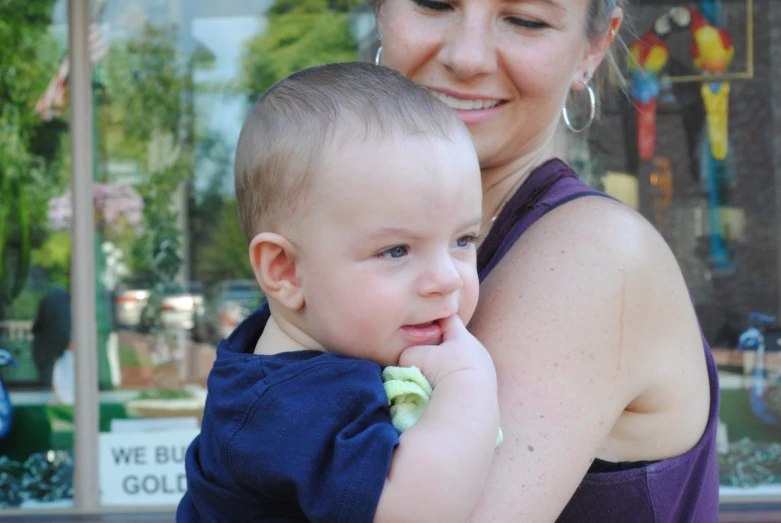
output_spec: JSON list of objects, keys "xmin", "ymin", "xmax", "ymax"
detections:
[{"xmin": 401, "ymin": 320, "xmax": 443, "ymax": 345}]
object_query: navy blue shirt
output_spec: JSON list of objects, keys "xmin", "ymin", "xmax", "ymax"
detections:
[{"xmin": 178, "ymin": 304, "xmax": 400, "ymax": 522}]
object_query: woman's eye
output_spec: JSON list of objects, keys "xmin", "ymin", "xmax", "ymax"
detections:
[
  {"xmin": 456, "ymin": 235, "xmax": 478, "ymax": 248},
  {"xmin": 507, "ymin": 17, "xmax": 548, "ymax": 29},
  {"xmin": 411, "ymin": 0, "xmax": 452, "ymax": 12},
  {"xmin": 379, "ymin": 245, "xmax": 409, "ymax": 259}
]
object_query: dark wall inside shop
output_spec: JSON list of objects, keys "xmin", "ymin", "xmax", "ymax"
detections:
[
  {"xmin": 770, "ymin": 1, "xmax": 781, "ymax": 344},
  {"xmin": 593, "ymin": 0, "xmax": 778, "ymax": 346}
]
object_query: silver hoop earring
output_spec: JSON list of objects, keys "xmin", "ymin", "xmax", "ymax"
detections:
[
  {"xmin": 561, "ymin": 81, "xmax": 596, "ymax": 133},
  {"xmin": 375, "ymin": 46, "xmax": 382, "ymax": 66}
]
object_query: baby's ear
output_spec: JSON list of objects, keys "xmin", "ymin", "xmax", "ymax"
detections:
[{"xmin": 249, "ymin": 233, "xmax": 304, "ymax": 311}]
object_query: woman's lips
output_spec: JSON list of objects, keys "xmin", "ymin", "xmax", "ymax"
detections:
[
  {"xmin": 428, "ymin": 88, "xmax": 508, "ymax": 125},
  {"xmin": 401, "ymin": 321, "xmax": 443, "ymax": 345},
  {"xmin": 430, "ymin": 90, "xmax": 503, "ymax": 110},
  {"xmin": 452, "ymin": 104, "xmax": 506, "ymax": 125}
]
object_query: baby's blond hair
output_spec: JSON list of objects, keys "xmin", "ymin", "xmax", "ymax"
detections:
[{"xmin": 234, "ymin": 62, "xmax": 465, "ymax": 242}]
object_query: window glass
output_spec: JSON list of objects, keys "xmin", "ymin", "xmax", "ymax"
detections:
[
  {"xmin": 584, "ymin": 0, "xmax": 779, "ymax": 499},
  {"xmin": 93, "ymin": 0, "xmax": 367, "ymax": 508},
  {"xmin": 0, "ymin": 0, "xmax": 75, "ymax": 511}
]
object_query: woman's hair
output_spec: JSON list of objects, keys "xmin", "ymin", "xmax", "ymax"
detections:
[
  {"xmin": 587, "ymin": 0, "xmax": 628, "ymax": 94},
  {"xmin": 587, "ymin": 0, "xmax": 623, "ymax": 41}
]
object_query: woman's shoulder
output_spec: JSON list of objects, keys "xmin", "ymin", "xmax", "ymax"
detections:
[
  {"xmin": 519, "ymin": 187, "xmax": 674, "ymax": 275},
  {"xmin": 480, "ymin": 177, "xmax": 702, "ymax": 398},
  {"xmin": 515, "ymin": 192, "xmax": 695, "ymax": 343},
  {"xmin": 484, "ymin": 159, "xmax": 701, "ymax": 350}
]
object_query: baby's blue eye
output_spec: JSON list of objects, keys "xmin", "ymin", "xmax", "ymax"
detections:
[
  {"xmin": 456, "ymin": 235, "xmax": 478, "ymax": 248},
  {"xmin": 381, "ymin": 245, "xmax": 409, "ymax": 259}
]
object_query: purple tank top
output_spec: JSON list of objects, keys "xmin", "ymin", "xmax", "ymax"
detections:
[{"xmin": 477, "ymin": 159, "xmax": 720, "ymax": 522}]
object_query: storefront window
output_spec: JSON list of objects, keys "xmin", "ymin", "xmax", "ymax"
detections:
[
  {"xmin": 0, "ymin": 0, "xmax": 75, "ymax": 511},
  {"xmin": 3, "ymin": 0, "xmax": 779, "ymax": 514},
  {"xmin": 583, "ymin": 0, "xmax": 781, "ymax": 500},
  {"xmin": 88, "ymin": 0, "xmax": 371, "ymax": 508}
]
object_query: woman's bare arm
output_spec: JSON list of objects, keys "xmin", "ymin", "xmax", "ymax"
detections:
[{"xmin": 466, "ymin": 197, "xmax": 702, "ymax": 522}]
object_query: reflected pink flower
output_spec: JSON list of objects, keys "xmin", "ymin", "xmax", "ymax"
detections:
[{"xmin": 48, "ymin": 183, "xmax": 145, "ymax": 235}]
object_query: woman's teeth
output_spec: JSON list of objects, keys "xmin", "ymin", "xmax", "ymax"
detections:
[{"xmin": 432, "ymin": 91, "xmax": 501, "ymax": 110}]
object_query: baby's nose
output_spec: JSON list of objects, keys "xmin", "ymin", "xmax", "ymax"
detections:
[{"xmin": 417, "ymin": 256, "xmax": 463, "ymax": 298}]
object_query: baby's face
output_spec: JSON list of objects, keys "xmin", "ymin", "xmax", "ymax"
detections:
[{"xmin": 292, "ymin": 130, "xmax": 482, "ymax": 367}]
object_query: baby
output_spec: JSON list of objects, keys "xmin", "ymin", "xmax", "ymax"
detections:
[{"xmin": 178, "ymin": 62, "xmax": 499, "ymax": 523}]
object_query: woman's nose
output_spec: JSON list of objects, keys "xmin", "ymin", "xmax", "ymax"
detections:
[{"xmin": 438, "ymin": 9, "xmax": 498, "ymax": 79}]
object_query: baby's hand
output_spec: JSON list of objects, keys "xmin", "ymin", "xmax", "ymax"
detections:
[{"xmin": 398, "ymin": 314, "xmax": 495, "ymax": 389}]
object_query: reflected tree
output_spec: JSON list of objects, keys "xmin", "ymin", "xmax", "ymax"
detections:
[
  {"xmin": 189, "ymin": 132, "xmax": 254, "ymax": 285},
  {"xmin": 0, "ymin": 0, "xmax": 66, "ymax": 320},
  {"xmin": 100, "ymin": 23, "xmax": 194, "ymax": 284},
  {"xmin": 239, "ymin": 0, "xmax": 364, "ymax": 102},
  {"xmin": 197, "ymin": 197, "xmax": 253, "ymax": 284},
  {"xmin": 189, "ymin": 0, "xmax": 365, "ymax": 287}
]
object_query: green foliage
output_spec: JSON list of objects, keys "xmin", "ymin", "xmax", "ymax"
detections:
[
  {"xmin": 101, "ymin": 24, "xmax": 190, "ymax": 155},
  {"xmin": 30, "ymin": 231, "xmax": 71, "ymax": 289},
  {"xmin": 0, "ymin": 0, "xmax": 65, "ymax": 313},
  {"xmin": 208, "ymin": 0, "xmax": 364, "ymax": 288},
  {"xmin": 195, "ymin": 198, "xmax": 254, "ymax": 284},
  {"xmin": 4, "ymin": 289, "xmax": 40, "ymax": 321},
  {"xmin": 188, "ymin": 132, "xmax": 247, "ymax": 286},
  {"xmin": 0, "ymin": 0, "xmax": 61, "ymax": 108},
  {"xmin": 240, "ymin": 0, "xmax": 363, "ymax": 102},
  {"xmin": 99, "ymin": 23, "xmax": 194, "ymax": 296},
  {"xmin": 135, "ymin": 388, "xmax": 193, "ymax": 401},
  {"xmin": 118, "ymin": 344, "xmax": 153, "ymax": 369}
]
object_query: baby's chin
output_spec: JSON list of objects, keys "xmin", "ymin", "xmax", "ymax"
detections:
[{"xmin": 402, "ymin": 336, "xmax": 443, "ymax": 350}]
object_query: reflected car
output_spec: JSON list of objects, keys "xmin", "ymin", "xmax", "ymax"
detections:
[
  {"xmin": 114, "ymin": 281, "xmax": 152, "ymax": 329},
  {"xmin": 196, "ymin": 280, "xmax": 264, "ymax": 343},
  {"xmin": 158, "ymin": 282, "xmax": 206, "ymax": 334}
]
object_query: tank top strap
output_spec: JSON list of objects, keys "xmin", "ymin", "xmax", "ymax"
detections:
[{"xmin": 478, "ymin": 158, "xmax": 613, "ymax": 281}]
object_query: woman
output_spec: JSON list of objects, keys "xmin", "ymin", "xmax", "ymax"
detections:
[{"xmin": 375, "ymin": 0, "xmax": 719, "ymax": 521}]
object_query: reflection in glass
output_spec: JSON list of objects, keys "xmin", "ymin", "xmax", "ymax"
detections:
[
  {"xmin": 583, "ymin": 0, "xmax": 778, "ymax": 500},
  {"xmin": 0, "ymin": 0, "xmax": 74, "ymax": 510},
  {"xmin": 91, "ymin": 0, "xmax": 368, "ymax": 508}
]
